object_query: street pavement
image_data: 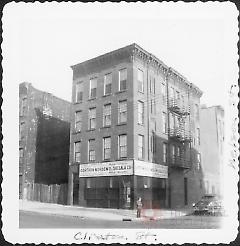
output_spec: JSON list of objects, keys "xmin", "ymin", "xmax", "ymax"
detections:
[
  {"xmin": 19, "ymin": 199, "xmax": 189, "ymax": 222},
  {"xmin": 20, "ymin": 210, "xmax": 223, "ymax": 229}
]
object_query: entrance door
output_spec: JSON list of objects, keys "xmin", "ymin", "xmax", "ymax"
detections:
[{"xmin": 73, "ymin": 173, "xmax": 79, "ymax": 205}]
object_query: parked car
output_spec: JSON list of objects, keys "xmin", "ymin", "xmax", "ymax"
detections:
[{"xmin": 192, "ymin": 195, "xmax": 225, "ymax": 216}]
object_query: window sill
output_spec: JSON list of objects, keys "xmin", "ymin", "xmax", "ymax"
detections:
[
  {"xmin": 74, "ymin": 101, "xmax": 83, "ymax": 105},
  {"xmin": 115, "ymin": 90, "xmax": 127, "ymax": 95},
  {"xmin": 117, "ymin": 122, "xmax": 127, "ymax": 126},
  {"xmin": 86, "ymin": 129, "xmax": 96, "ymax": 132},
  {"xmin": 102, "ymin": 93, "xmax": 112, "ymax": 98},
  {"xmin": 88, "ymin": 97, "xmax": 97, "ymax": 101},
  {"xmin": 72, "ymin": 130, "xmax": 81, "ymax": 135},
  {"xmin": 101, "ymin": 125, "xmax": 111, "ymax": 129}
]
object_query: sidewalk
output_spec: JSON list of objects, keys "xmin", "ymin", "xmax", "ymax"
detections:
[{"xmin": 19, "ymin": 200, "xmax": 190, "ymax": 221}]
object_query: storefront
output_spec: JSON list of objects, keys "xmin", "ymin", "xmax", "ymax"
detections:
[{"xmin": 76, "ymin": 160, "xmax": 168, "ymax": 209}]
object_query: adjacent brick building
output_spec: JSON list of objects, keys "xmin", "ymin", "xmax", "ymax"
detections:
[
  {"xmin": 200, "ymin": 105, "xmax": 225, "ymax": 196},
  {"xmin": 19, "ymin": 82, "xmax": 71, "ymax": 204},
  {"xmin": 68, "ymin": 43, "xmax": 205, "ymax": 209}
]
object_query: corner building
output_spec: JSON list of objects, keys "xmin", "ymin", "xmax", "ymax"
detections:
[{"xmin": 68, "ymin": 44, "xmax": 203, "ymax": 209}]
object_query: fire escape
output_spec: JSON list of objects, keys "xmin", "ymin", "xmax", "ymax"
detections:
[{"xmin": 166, "ymin": 76, "xmax": 192, "ymax": 170}]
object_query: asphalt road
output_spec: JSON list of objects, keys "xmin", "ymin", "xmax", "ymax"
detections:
[{"xmin": 19, "ymin": 211, "xmax": 223, "ymax": 229}]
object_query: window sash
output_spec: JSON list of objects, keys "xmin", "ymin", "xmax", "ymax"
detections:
[
  {"xmin": 119, "ymin": 69, "xmax": 127, "ymax": 91},
  {"xmin": 75, "ymin": 112, "xmax": 82, "ymax": 131},
  {"xmin": 103, "ymin": 137, "xmax": 111, "ymax": 160},
  {"xmin": 90, "ymin": 78, "xmax": 97, "ymax": 98},
  {"xmin": 88, "ymin": 140, "xmax": 95, "ymax": 161},
  {"xmin": 119, "ymin": 101, "xmax": 127, "ymax": 123},
  {"xmin": 74, "ymin": 142, "xmax": 81, "ymax": 162},
  {"xmin": 76, "ymin": 83, "xmax": 83, "ymax": 102},
  {"xmin": 138, "ymin": 101, "xmax": 144, "ymax": 124},
  {"xmin": 138, "ymin": 135, "xmax": 144, "ymax": 159},
  {"xmin": 89, "ymin": 108, "xmax": 96, "ymax": 129},
  {"xmin": 162, "ymin": 113, "xmax": 167, "ymax": 133},
  {"xmin": 103, "ymin": 105, "xmax": 111, "ymax": 126},
  {"xmin": 163, "ymin": 143, "xmax": 167, "ymax": 162},
  {"xmin": 119, "ymin": 135, "xmax": 127, "ymax": 158}
]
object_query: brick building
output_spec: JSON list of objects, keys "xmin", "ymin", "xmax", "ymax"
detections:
[
  {"xmin": 68, "ymin": 44, "xmax": 204, "ymax": 209},
  {"xmin": 200, "ymin": 105, "xmax": 224, "ymax": 196},
  {"xmin": 19, "ymin": 82, "xmax": 71, "ymax": 204}
]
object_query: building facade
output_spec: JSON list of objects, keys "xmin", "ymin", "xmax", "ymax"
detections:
[
  {"xmin": 19, "ymin": 82, "xmax": 71, "ymax": 204},
  {"xmin": 68, "ymin": 44, "xmax": 204, "ymax": 209},
  {"xmin": 200, "ymin": 105, "xmax": 224, "ymax": 197}
]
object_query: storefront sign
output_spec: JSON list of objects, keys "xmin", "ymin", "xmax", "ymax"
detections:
[
  {"xmin": 79, "ymin": 160, "xmax": 133, "ymax": 177},
  {"xmin": 134, "ymin": 160, "xmax": 168, "ymax": 179}
]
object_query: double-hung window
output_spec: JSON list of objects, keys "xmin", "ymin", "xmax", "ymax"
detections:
[
  {"xmin": 76, "ymin": 82, "xmax": 83, "ymax": 103},
  {"xmin": 138, "ymin": 135, "xmax": 144, "ymax": 159},
  {"xmin": 74, "ymin": 141, "xmax": 81, "ymax": 162},
  {"xmin": 119, "ymin": 135, "xmax": 127, "ymax": 158},
  {"xmin": 103, "ymin": 137, "xmax": 111, "ymax": 160},
  {"xmin": 172, "ymin": 145, "xmax": 176, "ymax": 163},
  {"xmin": 118, "ymin": 100, "xmax": 127, "ymax": 123},
  {"xmin": 89, "ymin": 78, "xmax": 97, "ymax": 99},
  {"xmin": 138, "ymin": 101, "xmax": 144, "ymax": 125},
  {"xmin": 161, "ymin": 83, "xmax": 166, "ymax": 104},
  {"xmin": 197, "ymin": 128, "xmax": 200, "ymax": 145},
  {"xmin": 103, "ymin": 104, "xmax": 111, "ymax": 126},
  {"xmin": 75, "ymin": 111, "xmax": 82, "ymax": 132},
  {"xmin": 89, "ymin": 108, "xmax": 96, "ymax": 130},
  {"xmin": 119, "ymin": 69, "xmax": 127, "ymax": 91},
  {"xmin": 19, "ymin": 122, "xmax": 25, "ymax": 139},
  {"xmin": 163, "ymin": 143, "xmax": 167, "ymax": 163},
  {"xmin": 19, "ymin": 148, "xmax": 24, "ymax": 159},
  {"xmin": 162, "ymin": 112, "xmax": 167, "ymax": 134},
  {"xmin": 88, "ymin": 139, "xmax": 95, "ymax": 162},
  {"xmin": 104, "ymin": 73, "xmax": 112, "ymax": 95},
  {"xmin": 138, "ymin": 69, "xmax": 144, "ymax": 93}
]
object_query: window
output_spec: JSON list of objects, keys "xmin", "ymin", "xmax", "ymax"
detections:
[
  {"xmin": 118, "ymin": 100, "xmax": 127, "ymax": 123},
  {"xmin": 89, "ymin": 108, "xmax": 96, "ymax": 130},
  {"xmin": 103, "ymin": 104, "xmax": 111, "ymax": 126},
  {"xmin": 163, "ymin": 143, "xmax": 167, "ymax": 163},
  {"xmin": 119, "ymin": 68, "xmax": 127, "ymax": 91},
  {"xmin": 119, "ymin": 135, "xmax": 127, "ymax": 158},
  {"xmin": 181, "ymin": 95, "xmax": 185, "ymax": 108},
  {"xmin": 103, "ymin": 137, "xmax": 111, "ymax": 160},
  {"xmin": 169, "ymin": 113, "xmax": 175, "ymax": 129},
  {"xmin": 150, "ymin": 76, "xmax": 155, "ymax": 94},
  {"xmin": 104, "ymin": 73, "xmax": 112, "ymax": 95},
  {"xmin": 74, "ymin": 141, "xmax": 81, "ymax": 162},
  {"xmin": 76, "ymin": 82, "xmax": 83, "ymax": 103},
  {"xmin": 138, "ymin": 69, "xmax": 144, "ymax": 92},
  {"xmin": 138, "ymin": 135, "xmax": 144, "ymax": 159},
  {"xmin": 89, "ymin": 78, "xmax": 97, "ymax": 99},
  {"xmin": 197, "ymin": 128, "xmax": 200, "ymax": 145},
  {"xmin": 88, "ymin": 139, "xmax": 95, "ymax": 162},
  {"xmin": 170, "ymin": 87, "xmax": 175, "ymax": 100},
  {"xmin": 177, "ymin": 146, "xmax": 180, "ymax": 157},
  {"xmin": 172, "ymin": 145, "xmax": 176, "ymax": 163},
  {"xmin": 150, "ymin": 134, "xmax": 155, "ymax": 154},
  {"xmin": 197, "ymin": 153, "xmax": 201, "ymax": 170},
  {"xmin": 162, "ymin": 112, "xmax": 167, "ymax": 134},
  {"xmin": 20, "ymin": 98, "xmax": 27, "ymax": 116},
  {"xmin": 150, "ymin": 99, "xmax": 156, "ymax": 114},
  {"xmin": 19, "ymin": 148, "xmax": 24, "ymax": 158},
  {"xmin": 195, "ymin": 104, "xmax": 199, "ymax": 120},
  {"xmin": 138, "ymin": 101, "xmax": 144, "ymax": 125},
  {"xmin": 161, "ymin": 83, "xmax": 166, "ymax": 103},
  {"xmin": 75, "ymin": 111, "xmax": 82, "ymax": 132},
  {"xmin": 19, "ymin": 122, "xmax": 25, "ymax": 139}
]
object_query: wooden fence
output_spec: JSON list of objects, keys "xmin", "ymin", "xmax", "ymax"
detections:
[{"xmin": 25, "ymin": 183, "xmax": 68, "ymax": 205}]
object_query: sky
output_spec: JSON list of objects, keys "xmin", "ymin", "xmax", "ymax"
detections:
[{"xmin": 3, "ymin": 2, "xmax": 238, "ymax": 109}]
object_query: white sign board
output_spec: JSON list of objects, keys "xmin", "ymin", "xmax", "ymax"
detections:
[
  {"xmin": 79, "ymin": 160, "xmax": 133, "ymax": 177},
  {"xmin": 134, "ymin": 160, "xmax": 168, "ymax": 179}
]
